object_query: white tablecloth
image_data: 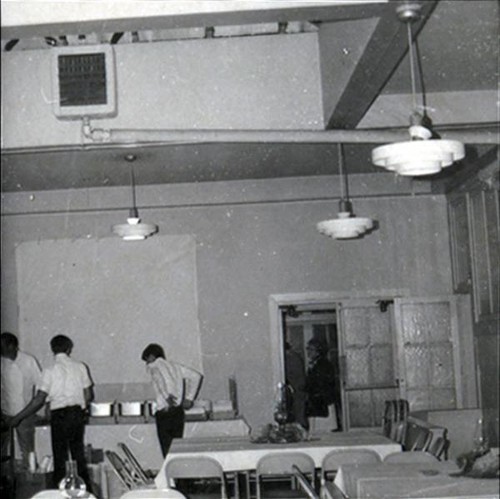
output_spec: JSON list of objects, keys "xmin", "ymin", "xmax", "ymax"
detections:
[
  {"xmin": 155, "ymin": 430, "xmax": 401, "ymax": 489},
  {"xmin": 334, "ymin": 462, "xmax": 500, "ymax": 498}
]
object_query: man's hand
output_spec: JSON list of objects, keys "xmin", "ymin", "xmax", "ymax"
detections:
[
  {"xmin": 7, "ymin": 415, "xmax": 19, "ymax": 428},
  {"xmin": 166, "ymin": 394, "xmax": 178, "ymax": 408},
  {"xmin": 182, "ymin": 400, "xmax": 194, "ymax": 410},
  {"xmin": 0, "ymin": 414, "xmax": 13, "ymax": 431}
]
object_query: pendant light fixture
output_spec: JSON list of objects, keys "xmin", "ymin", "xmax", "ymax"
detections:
[
  {"xmin": 112, "ymin": 154, "xmax": 158, "ymax": 241},
  {"xmin": 371, "ymin": 2, "xmax": 465, "ymax": 176},
  {"xmin": 317, "ymin": 144, "xmax": 374, "ymax": 239}
]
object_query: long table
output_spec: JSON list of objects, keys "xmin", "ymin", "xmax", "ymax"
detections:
[
  {"xmin": 331, "ymin": 461, "xmax": 500, "ymax": 498},
  {"xmin": 154, "ymin": 430, "xmax": 401, "ymax": 489}
]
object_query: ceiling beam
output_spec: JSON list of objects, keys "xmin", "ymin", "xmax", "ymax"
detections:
[
  {"xmin": 1, "ymin": 1, "xmax": 388, "ymax": 39},
  {"xmin": 326, "ymin": 0, "xmax": 438, "ymax": 129}
]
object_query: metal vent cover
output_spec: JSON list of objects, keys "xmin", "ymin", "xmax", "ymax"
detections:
[
  {"xmin": 52, "ymin": 45, "xmax": 116, "ymax": 119},
  {"xmin": 58, "ymin": 52, "xmax": 107, "ymax": 106}
]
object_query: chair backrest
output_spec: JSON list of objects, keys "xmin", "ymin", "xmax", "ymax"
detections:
[
  {"xmin": 383, "ymin": 451, "xmax": 439, "ymax": 464},
  {"xmin": 165, "ymin": 456, "xmax": 228, "ymax": 499},
  {"xmin": 30, "ymin": 492, "xmax": 98, "ymax": 499},
  {"xmin": 120, "ymin": 489, "xmax": 187, "ymax": 499},
  {"xmin": 256, "ymin": 452, "xmax": 316, "ymax": 477},
  {"xmin": 165, "ymin": 456, "xmax": 224, "ymax": 479},
  {"xmin": 322, "ymin": 448, "xmax": 381, "ymax": 475},
  {"xmin": 256, "ymin": 453, "xmax": 316, "ymax": 499}
]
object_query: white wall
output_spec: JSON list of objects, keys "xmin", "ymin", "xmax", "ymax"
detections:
[
  {"xmin": 1, "ymin": 33, "xmax": 323, "ymax": 149},
  {"xmin": 1, "ymin": 175, "xmax": 453, "ymax": 429}
]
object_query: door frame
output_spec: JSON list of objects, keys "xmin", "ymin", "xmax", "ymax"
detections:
[{"xmin": 268, "ymin": 289, "xmax": 410, "ymax": 398}]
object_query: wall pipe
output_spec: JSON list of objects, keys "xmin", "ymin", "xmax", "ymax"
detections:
[{"xmin": 81, "ymin": 120, "xmax": 498, "ymax": 145}]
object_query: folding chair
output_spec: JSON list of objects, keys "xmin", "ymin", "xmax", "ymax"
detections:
[
  {"xmin": 292, "ymin": 465, "xmax": 319, "ymax": 499},
  {"xmin": 402, "ymin": 422, "xmax": 432, "ymax": 451},
  {"xmin": 105, "ymin": 450, "xmax": 138, "ymax": 491},
  {"xmin": 320, "ymin": 449, "xmax": 381, "ymax": 483},
  {"xmin": 165, "ymin": 456, "xmax": 228, "ymax": 499},
  {"xmin": 120, "ymin": 489, "xmax": 187, "ymax": 498},
  {"xmin": 383, "ymin": 451, "xmax": 439, "ymax": 464},
  {"xmin": 117, "ymin": 443, "xmax": 154, "ymax": 485},
  {"xmin": 382, "ymin": 399, "xmax": 409, "ymax": 444},
  {"xmin": 255, "ymin": 452, "xmax": 316, "ymax": 499},
  {"xmin": 426, "ymin": 436, "xmax": 450, "ymax": 461}
]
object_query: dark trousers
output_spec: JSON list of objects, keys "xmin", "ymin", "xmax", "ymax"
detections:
[
  {"xmin": 155, "ymin": 406, "xmax": 185, "ymax": 457},
  {"xmin": 50, "ymin": 406, "xmax": 90, "ymax": 489}
]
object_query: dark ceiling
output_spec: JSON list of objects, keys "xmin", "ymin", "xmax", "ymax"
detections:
[{"xmin": 1, "ymin": 0, "xmax": 498, "ymax": 192}]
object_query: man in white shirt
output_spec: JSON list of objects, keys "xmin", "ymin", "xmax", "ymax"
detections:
[
  {"xmin": 141, "ymin": 343, "xmax": 203, "ymax": 456},
  {"xmin": 1, "ymin": 332, "xmax": 42, "ymax": 470},
  {"xmin": 10, "ymin": 335, "xmax": 93, "ymax": 489}
]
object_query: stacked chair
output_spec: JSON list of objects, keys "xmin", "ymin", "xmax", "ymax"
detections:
[
  {"xmin": 382, "ymin": 399, "xmax": 409, "ymax": 445},
  {"xmin": 425, "ymin": 435, "xmax": 450, "ymax": 461},
  {"xmin": 105, "ymin": 443, "xmax": 156, "ymax": 493}
]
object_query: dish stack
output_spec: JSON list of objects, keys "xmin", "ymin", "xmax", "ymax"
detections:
[
  {"xmin": 116, "ymin": 401, "xmax": 145, "ymax": 424},
  {"xmin": 89, "ymin": 401, "xmax": 116, "ymax": 424}
]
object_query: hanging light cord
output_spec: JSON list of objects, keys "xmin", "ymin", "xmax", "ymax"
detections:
[
  {"xmin": 338, "ymin": 143, "xmax": 349, "ymax": 202},
  {"xmin": 129, "ymin": 164, "xmax": 139, "ymax": 217},
  {"xmin": 406, "ymin": 20, "xmax": 418, "ymax": 113},
  {"xmin": 130, "ymin": 165, "xmax": 137, "ymax": 208}
]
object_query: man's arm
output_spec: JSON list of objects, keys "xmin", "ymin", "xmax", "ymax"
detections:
[
  {"xmin": 10, "ymin": 390, "xmax": 48, "ymax": 427},
  {"xmin": 84, "ymin": 386, "xmax": 94, "ymax": 406},
  {"xmin": 181, "ymin": 367, "xmax": 203, "ymax": 409}
]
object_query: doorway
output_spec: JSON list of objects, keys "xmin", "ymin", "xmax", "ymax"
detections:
[{"xmin": 281, "ymin": 304, "xmax": 343, "ymax": 431}]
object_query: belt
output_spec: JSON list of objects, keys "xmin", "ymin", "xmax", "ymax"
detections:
[
  {"xmin": 51, "ymin": 405, "xmax": 82, "ymax": 413},
  {"xmin": 157, "ymin": 405, "xmax": 183, "ymax": 414}
]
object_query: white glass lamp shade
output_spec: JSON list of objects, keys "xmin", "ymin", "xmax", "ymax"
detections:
[
  {"xmin": 317, "ymin": 211, "xmax": 374, "ymax": 239},
  {"xmin": 112, "ymin": 217, "xmax": 158, "ymax": 241},
  {"xmin": 372, "ymin": 137, "xmax": 465, "ymax": 176}
]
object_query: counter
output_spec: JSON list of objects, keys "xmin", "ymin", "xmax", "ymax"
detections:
[{"xmin": 34, "ymin": 417, "xmax": 250, "ymax": 471}]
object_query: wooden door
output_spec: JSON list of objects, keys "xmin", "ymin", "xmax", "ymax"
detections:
[
  {"xmin": 394, "ymin": 296, "xmax": 463, "ymax": 410},
  {"xmin": 338, "ymin": 299, "xmax": 399, "ymax": 429}
]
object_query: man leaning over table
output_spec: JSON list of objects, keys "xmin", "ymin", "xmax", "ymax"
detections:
[
  {"xmin": 9, "ymin": 334, "xmax": 93, "ymax": 490},
  {"xmin": 142, "ymin": 343, "xmax": 203, "ymax": 457}
]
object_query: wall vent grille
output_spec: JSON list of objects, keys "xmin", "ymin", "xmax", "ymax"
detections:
[
  {"xmin": 52, "ymin": 45, "xmax": 116, "ymax": 119},
  {"xmin": 58, "ymin": 52, "xmax": 107, "ymax": 106}
]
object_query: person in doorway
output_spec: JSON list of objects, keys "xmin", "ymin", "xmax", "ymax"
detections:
[
  {"xmin": 1, "ymin": 332, "xmax": 42, "ymax": 471},
  {"xmin": 9, "ymin": 335, "xmax": 93, "ymax": 489},
  {"xmin": 304, "ymin": 338, "xmax": 340, "ymax": 432},
  {"xmin": 284, "ymin": 342, "xmax": 308, "ymax": 429},
  {"xmin": 141, "ymin": 343, "xmax": 203, "ymax": 457}
]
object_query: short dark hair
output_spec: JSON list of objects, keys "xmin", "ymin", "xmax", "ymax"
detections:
[
  {"xmin": 307, "ymin": 338, "xmax": 327, "ymax": 355},
  {"xmin": 50, "ymin": 335, "xmax": 73, "ymax": 354},
  {"xmin": 141, "ymin": 343, "xmax": 165, "ymax": 361},
  {"xmin": 1, "ymin": 332, "xmax": 19, "ymax": 349}
]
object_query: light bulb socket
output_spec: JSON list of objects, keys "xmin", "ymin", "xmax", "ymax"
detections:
[
  {"xmin": 396, "ymin": 2, "xmax": 422, "ymax": 23},
  {"xmin": 338, "ymin": 199, "xmax": 353, "ymax": 214},
  {"xmin": 128, "ymin": 207, "xmax": 139, "ymax": 218},
  {"xmin": 409, "ymin": 111, "xmax": 424, "ymax": 127}
]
